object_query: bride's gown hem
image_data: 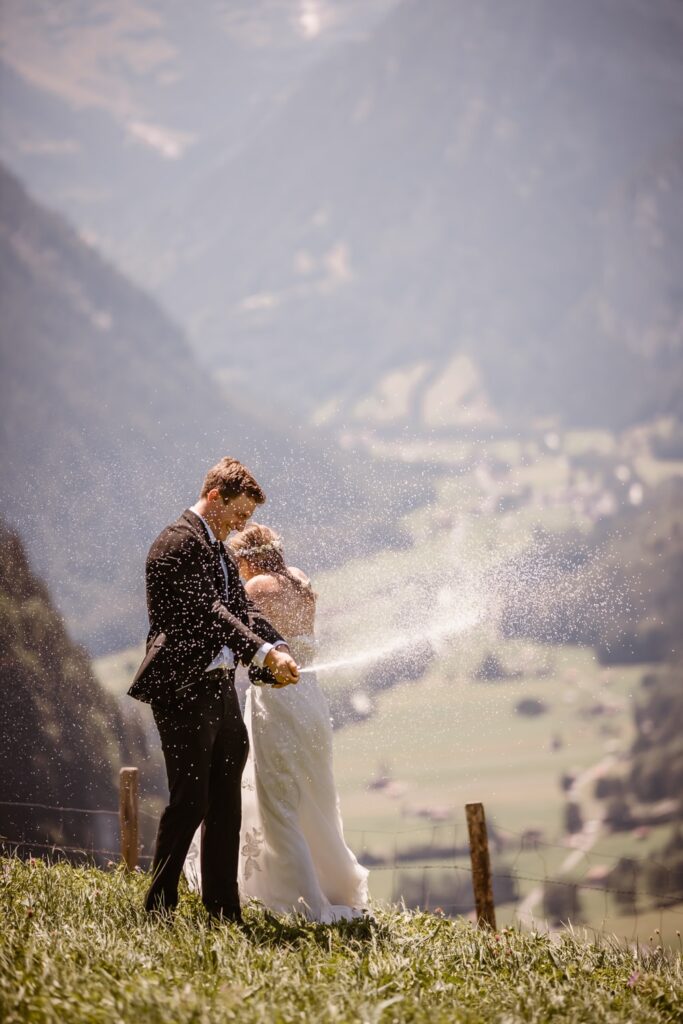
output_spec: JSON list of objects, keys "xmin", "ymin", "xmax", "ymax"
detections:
[{"xmin": 184, "ymin": 634, "xmax": 368, "ymax": 924}]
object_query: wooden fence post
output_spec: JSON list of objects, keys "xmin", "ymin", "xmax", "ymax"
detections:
[
  {"xmin": 465, "ymin": 802, "xmax": 497, "ymax": 929},
  {"xmin": 119, "ymin": 767, "xmax": 139, "ymax": 870}
]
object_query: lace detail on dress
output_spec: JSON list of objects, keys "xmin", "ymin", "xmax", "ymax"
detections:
[{"xmin": 241, "ymin": 827, "xmax": 264, "ymax": 880}]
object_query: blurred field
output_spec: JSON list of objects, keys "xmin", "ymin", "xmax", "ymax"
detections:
[{"xmin": 332, "ymin": 645, "xmax": 638, "ymax": 837}]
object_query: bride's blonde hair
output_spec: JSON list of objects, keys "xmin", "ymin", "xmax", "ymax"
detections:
[{"xmin": 229, "ymin": 523, "xmax": 307, "ymax": 591}]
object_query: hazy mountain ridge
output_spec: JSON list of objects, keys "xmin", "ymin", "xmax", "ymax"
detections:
[
  {"xmin": 2, "ymin": 1, "xmax": 681, "ymax": 432},
  {"xmin": 132, "ymin": 0, "xmax": 683, "ymax": 431},
  {"xmin": 0, "ymin": 0, "xmax": 397, "ymax": 257},
  {"xmin": 0, "ymin": 164, "xmax": 423, "ymax": 652}
]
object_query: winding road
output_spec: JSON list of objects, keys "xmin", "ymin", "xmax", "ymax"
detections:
[{"xmin": 515, "ymin": 753, "xmax": 617, "ymax": 929}]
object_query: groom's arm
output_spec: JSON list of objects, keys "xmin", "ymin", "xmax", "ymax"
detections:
[
  {"xmin": 147, "ymin": 527, "xmax": 282, "ymax": 666},
  {"xmin": 212, "ymin": 597, "xmax": 284, "ymax": 662},
  {"xmin": 212, "ymin": 595, "xmax": 298, "ymax": 685}
]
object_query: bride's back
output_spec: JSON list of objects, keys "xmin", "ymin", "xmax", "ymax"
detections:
[
  {"xmin": 229, "ymin": 523, "xmax": 317, "ymax": 641},
  {"xmin": 244, "ymin": 568, "xmax": 316, "ymax": 640}
]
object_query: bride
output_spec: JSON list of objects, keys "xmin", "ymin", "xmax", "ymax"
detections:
[{"xmin": 186, "ymin": 524, "xmax": 368, "ymax": 923}]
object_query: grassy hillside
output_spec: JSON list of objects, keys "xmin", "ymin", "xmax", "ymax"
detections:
[{"xmin": 1, "ymin": 858, "xmax": 681, "ymax": 1024}]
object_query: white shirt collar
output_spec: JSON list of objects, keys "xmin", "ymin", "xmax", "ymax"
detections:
[{"xmin": 189, "ymin": 503, "xmax": 218, "ymax": 545}]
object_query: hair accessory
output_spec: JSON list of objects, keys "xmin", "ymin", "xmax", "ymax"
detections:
[{"xmin": 232, "ymin": 539, "xmax": 283, "ymax": 558}]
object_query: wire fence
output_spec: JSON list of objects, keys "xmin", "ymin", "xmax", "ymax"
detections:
[
  {"xmin": 341, "ymin": 817, "xmax": 683, "ymax": 940},
  {"xmin": 2, "ymin": 797, "xmax": 682, "ymax": 939},
  {"xmin": 0, "ymin": 800, "xmax": 157, "ymax": 820},
  {"xmin": 1, "ymin": 837, "xmax": 153, "ymax": 862}
]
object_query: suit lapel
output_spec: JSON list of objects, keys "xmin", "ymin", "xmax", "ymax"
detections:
[
  {"xmin": 181, "ymin": 508, "xmax": 212, "ymax": 545},
  {"xmin": 221, "ymin": 544, "xmax": 243, "ymax": 603},
  {"xmin": 179, "ymin": 510, "xmax": 249, "ymax": 612},
  {"xmin": 181, "ymin": 509, "xmax": 227, "ymax": 599}
]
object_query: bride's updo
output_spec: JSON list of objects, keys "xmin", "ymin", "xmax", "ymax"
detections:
[{"xmin": 229, "ymin": 523, "xmax": 308, "ymax": 591}]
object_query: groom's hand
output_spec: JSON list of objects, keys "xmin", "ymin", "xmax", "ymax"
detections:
[{"xmin": 264, "ymin": 648, "xmax": 300, "ymax": 687}]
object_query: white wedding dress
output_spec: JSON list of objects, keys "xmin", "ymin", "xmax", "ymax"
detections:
[{"xmin": 185, "ymin": 635, "xmax": 368, "ymax": 922}]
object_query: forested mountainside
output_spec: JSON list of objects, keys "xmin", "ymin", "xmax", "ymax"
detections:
[
  {"xmin": 0, "ymin": 165, "xmax": 419, "ymax": 652},
  {"xmin": 0, "ymin": 521, "xmax": 159, "ymax": 855},
  {"xmin": 132, "ymin": 0, "xmax": 683, "ymax": 432}
]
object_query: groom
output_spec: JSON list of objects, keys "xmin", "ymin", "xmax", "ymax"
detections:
[{"xmin": 129, "ymin": 456, "xmax": 299, "ymax": 922}]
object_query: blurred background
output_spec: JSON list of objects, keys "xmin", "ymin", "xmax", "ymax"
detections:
[{"xmin": 1, "ymin": 0, "xmax": 682, "ymax": 944}]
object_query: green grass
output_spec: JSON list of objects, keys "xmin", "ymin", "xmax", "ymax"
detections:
[{"xmin": 2, "ymin": 858, "xmax": 681, "ymax": 1024}]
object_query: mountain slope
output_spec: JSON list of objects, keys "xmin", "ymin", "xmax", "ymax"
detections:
[
  {"xmin": 0, "ymin": 521, "xmax": 157, "ymax": 854},
  {"xmin": 135, "ymin": 0, "xmax": 683, "ymax": 431},
  {"xmin": 0, "ymin": 165, "xmax": 416, "ymax": 652},
  {"xmin": 0, "ymin": 1, "xmax": 397, "ymax": 257}
]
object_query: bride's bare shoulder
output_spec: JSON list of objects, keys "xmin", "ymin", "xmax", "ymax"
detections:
[
  {"xmin": 288, "ymin": 566, "xmax": 312, "ymax": 587},
  {"xmin": 244, "ymin": 573, "xmax": 283, "ymax": 598}
]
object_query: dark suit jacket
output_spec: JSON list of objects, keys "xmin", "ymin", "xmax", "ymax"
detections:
[{"xmin": 128, "ymin": 510, "xmax": 283, "ymax": 708}]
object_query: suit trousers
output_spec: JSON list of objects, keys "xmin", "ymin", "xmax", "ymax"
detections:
[{"xmin": 145, "ymin": 670, "xmax": 249, "ymax": 917}]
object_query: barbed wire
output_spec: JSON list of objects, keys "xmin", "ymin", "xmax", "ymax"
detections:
[
  {"xmin": 345, "ymin": 824, "xmax": 457, "ymax": 835},
  {"xmin": 2, "ymin": 836, "xmax": 679, "ymax": 906},
  {"xmin": 2, "ymin": 799, "xmax": 677, "ymax": 872},
  {"xmin": 3, "ymin": 799, "xmax": 682, "ymax": 927},
  {"xmin": 492, "ymin": 823, "xmax": 680, "ymax": 872},
  {"xmin": 367, "ymin": 861, "xmax": 683, "ymax": 906},
  {"xmin": 1, "ymin": 837, "xmax": 153, "ymax": 861},
  {"xmin": 345, "ymin": 818, "xmax": 681, "ymax": 874},
  {"xmin": 0, "ymin": 799, "xmax": 157, "ymax": 820},
  {"xmin": 349, "ymin": 815, "xmax": 683, "ymax": 930}
]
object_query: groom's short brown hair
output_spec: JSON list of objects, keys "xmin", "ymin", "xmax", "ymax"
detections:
[{"xmin": 200, "ymin": 457, "xmax": 266, "ymax": 503}]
